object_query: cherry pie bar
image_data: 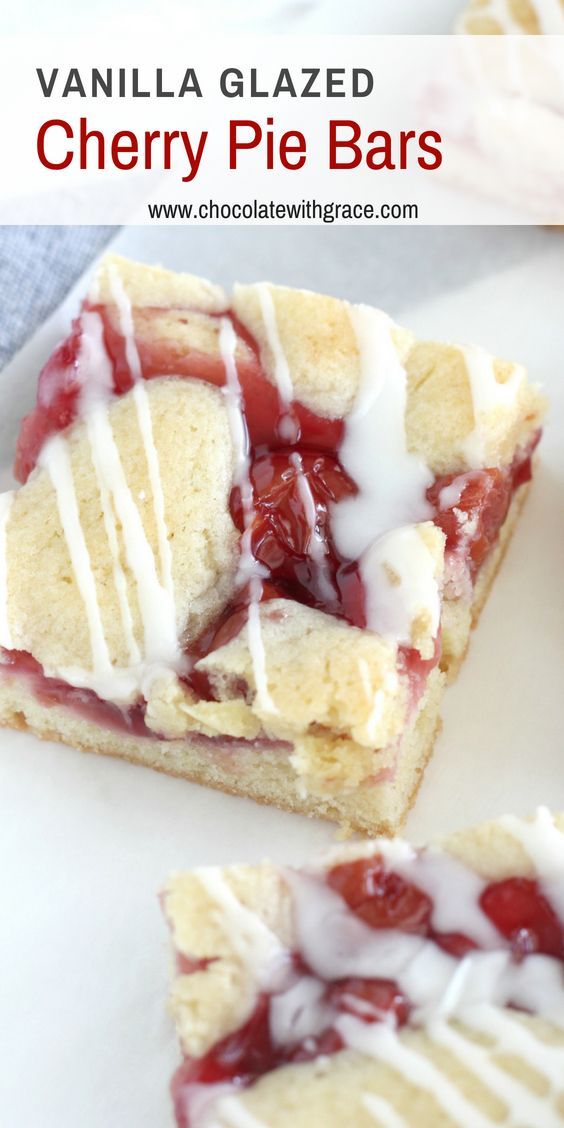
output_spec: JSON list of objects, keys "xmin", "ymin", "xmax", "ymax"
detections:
[
  {"xmin": 457, "ymin": 0, "xmax": 564, "ymax": 33},
  {"xmin": 164, "ymin": 807, "xmax": 564, "ymax": 1128},
  {"xmin": 0, "ymin": 255, "xmax": 545, "ymax": 833}
]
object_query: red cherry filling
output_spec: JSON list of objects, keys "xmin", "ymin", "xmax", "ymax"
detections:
[
  {"xmin": 231, "ymin": 451, "xmax": 356, "ymax": 567},
  {"xmin": 284, "ymin": 1026, "xmax": 345, "ymax": 1064},
  {"xmin": 173, "ymin": 995, "xmax": 274, "ymax": 1098},
  {"xmin": 0, "ymin": 649, "xmax": 151, "ymax": 737},
  {"xmin": 14, "ymin": 317, "xmax": 84, "ymax": 483},
  {"xmin": 326, "ymin": 856, "xmax": 478, "ymax": 959},
  {"xmin": 14, "ymin": 304, "xmax": 343, "ymax": 485},
  {"xmin": 326, "ymin": 977, "xmax": 410, "ymax": 1027},
  {"xmin": 230, "ymin": 450, "xmax": 362, "ymax": 624},
  {"xmin": 480, "ymin": 878, "xmax": 564, "ymax": 960},
  {"xmin": 327, "ymin": 856, "xmax": 433, "ymax": 934},
  {"xmin": 175, "ymin": 953, "xmax": 214, "ymax": 976},
  {"xmin": 428, "ymin": 470, "xmax": 511, "ymax": 581},
  {"xmin": 428, "ymin": 439, "xmax": 536, "ymax": 583}
]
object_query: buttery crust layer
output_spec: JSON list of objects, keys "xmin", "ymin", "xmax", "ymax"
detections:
[{"xmin": 0, "ymin": 663, "xmax": 444, "ymax": 837}]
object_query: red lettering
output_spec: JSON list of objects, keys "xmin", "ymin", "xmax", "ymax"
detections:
[
  {"xmin": 418, "ymin": 130, "xmax": 443, "ymax": 170},
  {"xmin": 280, "ymin": 130, "xmax": 307, "ymax": 170},
  {"xmin": 329, "ymin": 120, "xmax": 362, "ymax": 169},
  {"xmin": 399, "ymin": 130, "xmax": 416, "ymax": 170},
  {"xmin": 79, "ymin": 117, "xmax": 104, "ymax": 170},
  {"xmin": 229, "ymin": 120, "xmax": 262, "ymax": 168},
  {"xmin": 37, "ymin": 119, "xmax": 73, "ymax": 170},
  {"xmin": 366, "ymin": 131, "xmax": 395, "ymax": 171},
  {"xmin": 111, "ymin": 131, "xmax": 138, "ymax": 170}
]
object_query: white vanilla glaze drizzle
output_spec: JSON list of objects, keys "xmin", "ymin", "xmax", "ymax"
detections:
[
  {"xmin": 0, "ymin": 490, "xmax": 15, "ymax": 649},
  {"xmin": 460, "ymin": 345, "xmax": 524, "ymax": 468},
  {"xmin": 179, "ymin": 1083, "xmax": 268, "ymax": 1128},
  {"xmin": 332, "ymin": 305, "xmax": 438, "ymax": 649},
  {"xmin": 34, "ymin": 269, "xmax": 182, "ymax": 701},
  {"xmin": 386, "ymin": 844, "xmax": 501, "ymax": 948},
  {"xmin": 106, "ymin": 264, "xmax": 176, "ymax": 603},
  {"xmin": 255, "ymin": 282, "xmax": 297, "ymax": 442},
  {"xmin": 194, "ymin": 867, "xmax": 287, "ymax": 986},
  {"xmin": 363, "ymin": 1093, "xmax": 408, "ymax": 1128},
  {"xmin": 190, "ymin": 812, "xmax": 564, "ymax": 1128},
  {"xmin": 438, "ymin": 471, "xmax": 483, "ymax": 512},
  {"xmin": 341, "ymin": 1016, "xmax": 495, "ymax": 1128},
  {"xmin": 361, "ymin": 527, "xmax": 441, "ymax": 652},
  {"xmin": 78, "ymin": 311, "xmax": 140, "ymax": 666},
  {"xmin": 38, "ymin": 435, "xmax": 114, "ymax": 685},
  {"xmin": 87, "ymin": 431, "xmax": 141, "ymax": 668},
  {"xmin": 218, "ymin": 317, "xmax": 276, "ymax": 716},
  {"xmin": 499, "ymin": 807, "xmax": 564, "ymax": 919},
  {"xmin": 461, "ymin": 1002, "xmax": 564, "ymax": 1088},
  {"xmin": 333, "ymin": 306, "xmax": 434, "ymax": 557},
  {"xmin": 85, "ymin": 402, "xmax": 181, "ymax": 674},
  {"xmin": 211, "ymin": 1097, "xmax": 268, "ymax": 1128},
  {"xmin": 427, "ymin": 1013, "xmax": 563, "ymax": 1127}
]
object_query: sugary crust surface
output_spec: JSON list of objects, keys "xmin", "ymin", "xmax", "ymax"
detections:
[
  {"xmin": 92, "ymin": 253, "xmax": 228, "ymax": 312},
  {"xmin": 233, "ymin": 277, "xmax": 545, "ymax": 475},
  {"xmin": 5, "ymin": 379, "xmax": 238, "ymax": 672},
  {"xmin": 405, "ymin": 342, "xmax": 544, "ymax": 475},
  {"xmin": 232, "ymin": 281, "xmax": 366, "ymax": 419},
  {"xmin": 164, "ymin": 809, "xmax": 564, "ymax": 1064},
  {"xmin": 94, "ymin": 256, "xmax": 256, "ymax": 378}
]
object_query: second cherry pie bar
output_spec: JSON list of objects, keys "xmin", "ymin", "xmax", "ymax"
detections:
[
  {"xmin": 164, "ymin": 808, "xmax": 564, "ymax": 1128},
  {"xmin": 0, "ymin": 255, "xmax": 545, "ymax": 833}
]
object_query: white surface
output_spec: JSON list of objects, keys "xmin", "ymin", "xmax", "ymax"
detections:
[
  {"xmin": 4, "ymin": 0, "xmax": 462, "ymax": 35},
  {"xmin": 1, "ymin": 228, "xmax": 563, "ymax": 1127}
]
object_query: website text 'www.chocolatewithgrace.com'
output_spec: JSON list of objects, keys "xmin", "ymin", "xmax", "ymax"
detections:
[{"xmin": 146, "ymin": 198, "xmax": 419, "ymax": 222}]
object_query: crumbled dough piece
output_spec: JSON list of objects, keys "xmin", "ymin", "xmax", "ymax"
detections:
[{"xmin": 198, "ymin": 600, "xmax": 409, "ymax": 750}]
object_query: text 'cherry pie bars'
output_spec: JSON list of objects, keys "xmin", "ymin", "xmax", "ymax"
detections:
[
  {"xmin": 164, "ymin": 808, "xmax": 564, "ymax": 1128},
  {"xmin": 0, "ymin": 255, "xmax": 545, "ymax": 834}
]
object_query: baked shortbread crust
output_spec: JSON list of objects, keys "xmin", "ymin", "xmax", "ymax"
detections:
[
  {"xmin": 0, "ymin": 255, "xmax": 545, "ymax": 833},
  {"xmin": 164, "ymin": 808, "xmax": 564, "ymax": 1128}
]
